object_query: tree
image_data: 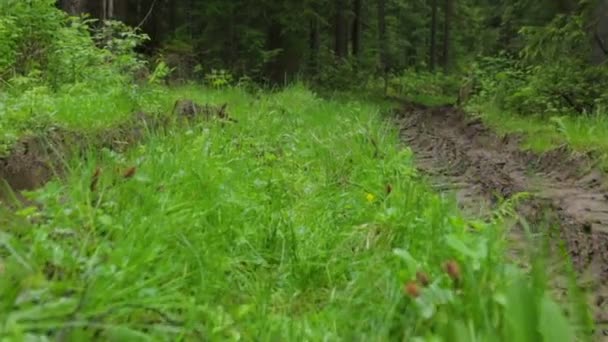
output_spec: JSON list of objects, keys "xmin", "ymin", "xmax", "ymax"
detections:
[
  {"xmin": 49, "ymin": 0, "xmax": 574, "ymax": 84},
  {"xmin": 60, "ymin": 0, "xmax": 84, "ymax": 15},
  {"xmin": 309, "ymin": 10, "xmax": 321, "ymax": 72},
  {"xmin": 430, "ymin": 0, "xmax": 438, "ymax": 70},
  {"xmin": 377, "ymin": 0, "xmax": 388, "ymax": 92},
  {"xmin": 107, "ymin": 0, "xmax": 114, "ymax": 19},
  {"xmin": 352, "ymin": 0, "xmax": 363, "ymax": 57},
  {"xmin": 591, "ymin": 0, "xmax": 608, "ymax": 64},
  {"xmin": 442, "ymin": 0, "xmax": 454, "ymax": 72},
  {"xmin": 335, "ymin": 0, "xmax": 349, "ymax": 58}
]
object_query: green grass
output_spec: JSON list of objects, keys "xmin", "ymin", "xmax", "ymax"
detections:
[
  {"xmin": 0, "ymin": 85, "xmax": 584, "ymax": 341},
  {"xmin": 470, "ymin": 103, "xmax": 608, "ymax": 170},
  {"xmin": 388, "ymin": 71, "xmax": 459, "ymax": 107},
  {"xmin": 0, "ymin": 81, "xmax": 254, "ymax": 155},
  {"xmin": 0, "ymin": 84, "xmax": 137, "ymax": 154}
]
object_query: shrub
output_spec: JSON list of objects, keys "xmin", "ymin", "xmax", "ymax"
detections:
[
  {"xmin": 0, "ymin": 0, "xmax": 157, "ymax": 151},
  {"xmin": 469, "ymin": 13, "xmax": 608, "ymax": 116},
  {"xmin": 0, "ymin": 0, "xmax": 149, "ymax": 90}
]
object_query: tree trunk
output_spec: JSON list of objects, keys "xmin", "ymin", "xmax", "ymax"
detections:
[
  {"xmin": 352, "ymin": 0, "xmax": 363, "ymax": 57},
  {"xmin": 61, "ymin": 0, "xmax": 84, "ymax": 15},
  {"xmin": 334, "ymin": 0, "xmax": 349, "ymax": 59},
  {"xmin": 188, "ymin": 0, "xmax": 195, "ymax": 38},
  {"xmin": 377, "ymin": 0, "xmax": 388, "ymax": 93},
  {"xmin": 309, "ymin": 13, "xmax": 321, "ymax": 73},
  {"xmin": 591, "ymin": 0, "xmax": 608, "ymax": 64},
  {"xmin": 430, "ymin": 0, "xmax": 438, "ymax": 71},
  {"xmin": 114, "ymin": 0, "xmax": 127, "ymax": 22},
  {"xmin": 442, "ymin": 0, "xmax": 454, "ymax": 73},
  {"xmin": 266, "ymin": 20, "xmax": 284, "ymax": 83},
  {"xmin": 137, "ymin": 0, "xmax": 143, "ymax": 22},
  {"xmin": 108, "ymin": 0, "xmax": 114, "ymax": 19},
  {"xmin": 168, "ymin": 0, "xmax": 178, "ymax": 33},
  {"xmin": 102, "ymin": 0, "xmax": 107, "ymax": 20}
]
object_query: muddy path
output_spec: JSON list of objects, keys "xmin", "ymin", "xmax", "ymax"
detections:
[{"xmin": 394, "ymin": 102, "xmax": 608, "ymax": 335}]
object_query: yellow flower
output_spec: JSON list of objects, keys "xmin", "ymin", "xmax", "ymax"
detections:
[{"xmin": 366, "ymin": 193, "xmax": 376, "ymax": 203}]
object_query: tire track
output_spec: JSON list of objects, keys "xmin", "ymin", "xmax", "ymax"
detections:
[{"xmin": 394, "ymin": 102, "xmax": 608, "ymax": 336}]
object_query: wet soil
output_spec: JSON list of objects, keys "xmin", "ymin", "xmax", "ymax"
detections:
[{"xmin": 394, "ymin": 102, "xmax": 608, "ymax": 337}]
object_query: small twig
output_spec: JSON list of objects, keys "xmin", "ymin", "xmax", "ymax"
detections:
[
  {"xmin": 135, "ymin": 0, "xmax": 158, "ymax": 29},
  {"xmin": 594, "ymin": 30, "xmax": 608, "ymax": 57},
  {"xmin": 559, "ymin": 93, "xmax": 584, "ymax": 114}
]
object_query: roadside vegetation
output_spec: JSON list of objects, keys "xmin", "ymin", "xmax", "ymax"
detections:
[
  {"xmin": 2, "ymin": 83, "xmax": 587, "ymax": 341},
  {"xmin": 1, "ymin": 0, "xmax": 605, "ymax": 340}
]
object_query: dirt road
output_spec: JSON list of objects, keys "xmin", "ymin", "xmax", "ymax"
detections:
[{"xmin": 394, "ymin": 102, "xmax": 608, "ymax": 335}]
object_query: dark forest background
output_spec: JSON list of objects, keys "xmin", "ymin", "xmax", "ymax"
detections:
[
  {"xmin": 2, "ymin": 0, "xmax": 608, "ymax": 115},
  {"xmin": 56, "ymin": 0, "xmax": 608, "ymax": 84}
]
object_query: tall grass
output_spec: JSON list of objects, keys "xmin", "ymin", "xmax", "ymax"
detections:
[{"xmin": 0, "ymin": 85, "xmax": 583, "ymax": 340}]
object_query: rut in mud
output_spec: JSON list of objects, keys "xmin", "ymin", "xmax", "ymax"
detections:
[{"xmin": 395, "ymin": 102, "xmax": 608, "ymax": 329}]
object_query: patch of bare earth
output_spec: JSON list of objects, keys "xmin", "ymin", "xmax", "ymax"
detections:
[{"xmin": 394, "ymin": 102, "xmax": 608, "ymax": 338}]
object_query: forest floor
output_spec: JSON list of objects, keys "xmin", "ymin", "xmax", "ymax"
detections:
[{"xmin": 394, "ymin": 101, "xmax": 608, "ymax": 335}]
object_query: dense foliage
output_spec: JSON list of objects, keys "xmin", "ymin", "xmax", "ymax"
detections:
[
  {"xmin": 468, "ymin": 9, "xmax": 608, "ymax": 116},
  {"xmin": 5, "ymin": 0, "xmax": 608, "ymax": 112},
  {"xmin": 110, "ymin": 0, "xmax": 608, "ymax": 116},
  {"xmin": 0, "ymin": 0, "xmax": 170, "ymax": 153}
]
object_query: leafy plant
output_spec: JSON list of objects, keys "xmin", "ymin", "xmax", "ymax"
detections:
[
  {"xmin": 0, "ymin": 0, "xmax": 155, "ymax": 151},
  {"xmin": 148, "ymin": 59, "xmax": 174, "ymax": 85},
  {"xmin": 470, "ymin": 12, "xmax": 608, "ymax": 116},
  {"xmin": 205, "ymin": 69, "xmax": 233, "ymax": 88}
]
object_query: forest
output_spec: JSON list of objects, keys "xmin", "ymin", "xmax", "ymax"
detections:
[{"xmin": 1, "ymin": 0, "xmax": 608, "ymax": 340}]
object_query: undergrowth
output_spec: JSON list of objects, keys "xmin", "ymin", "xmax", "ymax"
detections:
[
  {"xmin": 385, "ymin": 63, "xmax": 608, "ymax": 172},
  {"xmin": 0, "ymin": 0, "xmax": 164, "ymax": 155},
  {"xmin": 388, "ymin": 70, "xmax": 459, "ymax": 106},
  {"xmin": 0, "ymin": 85, "xmax": 586, "ymax": 341}
]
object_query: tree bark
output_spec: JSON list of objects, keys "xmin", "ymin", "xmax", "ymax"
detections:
[
  {"xmin": 188, "ymin": 0, "xmax": 195, "ymax": 38},
  {"xmin": 430, "ymin": 0, "xmax": 438, "ymax": 71},
  {"xmin": 334, "ymin": 0, "xmax": 349, "ymax": 59},
  {"xmin": 442, "ymin": 0, "xmax": 454, "ymax": 73},
  {"xmin": 352, "ymin": 0, "xmax": 363, "ymax": 57},
  {"xmin": 114, "ymin": 0, "xmax": 127, "ymax": 22},
  {"xmin": 377, "ymin": 0, "xmax": 388, "ymax": 92},
  {"xmin": 309, "ymin": 13, "xmax": 321, "ymax": 73},
  {"xmin": 168, "ymin": 0, "xmax": 178, "ymax": 33},
  {"xmin": 60, "ymin": 0, "xmax": 84, "ymax": 15},
  {"xmin": 266, "ymin": 20, "xmax": 284, "ymax": 83},
  {"xmin": 590, "ymin": 0, "xmax": 608, "ymax": 64},
  {"xmin": 137, "ymin": 0, "xmax": 143, "ymax": 23},
  {"xmin": 108, "ymin": 0, "xmax": 114, "ymax": 19}
]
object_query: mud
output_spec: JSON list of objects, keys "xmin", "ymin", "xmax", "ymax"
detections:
[{"xmin": 395, "ymin": 102, "xmax": 608, "ymax": 335}]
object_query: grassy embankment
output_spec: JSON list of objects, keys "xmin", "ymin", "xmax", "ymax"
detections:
[
  {"xmin": 469, "ymin": 104, "xmax": 608, "ymax": 171},
  {"xmin": 388, "ymin": 71, "xmax": 608, "ymax": 172}
]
